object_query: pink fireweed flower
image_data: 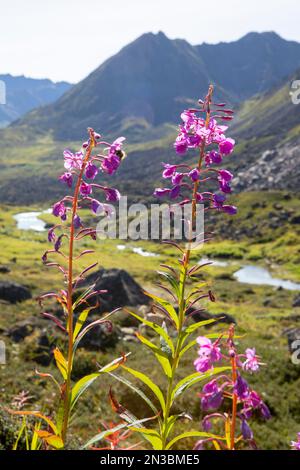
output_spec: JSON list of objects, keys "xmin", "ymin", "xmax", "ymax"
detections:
[
  {"xmin": 162, "ymin": 163, "xmax": 177, "ymax": 178},
  {"xmin": 104, "ymin": 188, "xmax": 121, "ymax": 202},
  {"xmin": 63, "ymin": 149, "xmax": 83, "ymax": 170},
  {"xmin": 242, "ymin": 348, "xmax": 260, "ymax": 372},
  {"xmin": 52, "ymin": 201, "xmax": 67, "ymax": 221},
  {"xmin": 291, "ymin": 433, "xmax": 300, "ymax": 450},
  {"xmin": 194, "ymin": 337, "xmax": 222, "ymax": 373},
  {"xmin": 59, "ymin": 172, "xmax": 73, "ymax": 188},
  {"xmin": 85, "ymin": 162, "xmax": 98, "ymax": 179},
  {"xmin": 200, "ymin": 379, "xmax": 223, "ymax": 410},
  {"xmin": 101, "ymin": 154, "xmax": 121, "ymax": 175},
  {"xmin": 188, "ymin": 168, "xmax": 200, "ymax": 182},
  {"xmin": 219, "ymin": 138, "xmax": 235, "ymax": 155},
  {"xmin": 80, "ymin": 181, "xmax": 92, "ymax": 196}
]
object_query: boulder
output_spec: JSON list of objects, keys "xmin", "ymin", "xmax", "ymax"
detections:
[
  {"xmin": 186, "ymin": 307, "xmax": 236, "ymax": 325},
  {"xmin": 78, "ymin": 321, "xmax": 119, "ymax": 350},
  {"xmin": 0, "ymin": 281, "xmax": 31, "ymax": 303},
  {"xmin": 76, "ymin": 269, "xmax": 150, "ymax": 313},
  {"xmin": 6, "ymin": 318, "xmax": 38, "ymax": 342},
  {"xmin": 283, "ymin": 327, "xmax": 300, "ymax": 353},
  {"xmin": 0, "ymin": 266, "xmax": 10, "ymax": 274},
  {"xmin": 293, "ymin": 295, "xmax": 300, "ymax": 308}
]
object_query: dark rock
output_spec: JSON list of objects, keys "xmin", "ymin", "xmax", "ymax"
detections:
[
  {"xmin": 293, "ymin": 295, "xmax": 300, "ymax": 308},
  {"xmin": 0, "ymin": 266, "xmax": 10, "ymax": 274},
  {"xmin": 78, "ymin": 321, "xmax": 119, "ymax": 351},
  {"xmin": 33, "ymin": 332, "xmax": 54, "ymax": 366},
  {"xmin": 0, "ymin": 281, "xmax": 31, "ymax": 303},
  {"xmin": 185, "ymin": 307, "xmax": 236, "ymax": 325},
  {"xmin": 291, "ymin": 215, "xmax": 300, "ymax": 225},
  {"xmin": 283, "ymin": 327, "xmax": 300, "ymax": 353},
  {"xmin": 6, "ymin": 318, "xmax": 37, "ymax": 342},
  {"xmin": 77, "ymin": 269, "xmax": 150, "ymax": 313}
]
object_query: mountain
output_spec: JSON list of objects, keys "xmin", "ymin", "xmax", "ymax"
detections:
[
  {"xmin": 11, "ymin": 31, "xmax": 300, "ymax": 142},
  {"xmin": 231, "ymin": 69, "xmax": 300, "ymax": 191},
  {"xmin": 0, "ymin": 75, "xmax": 72, "ymax": 128},
  {"xmin": 0, "ymin": 32, "xmax": 300, "ymax": 205}
]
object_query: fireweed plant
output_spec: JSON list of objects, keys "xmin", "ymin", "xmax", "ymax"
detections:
[
  {"xmin": 88, "ymin": 85, "xmax": 261, "ymax": 451},
  {"xmin": 9, "ymin": 128, "xmax": 133, "ymax": 449},
  {"xmin": 194, "ymin": 325, "xmax": 271, "ymax": 450}
]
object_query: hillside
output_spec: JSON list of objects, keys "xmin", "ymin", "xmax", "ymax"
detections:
[
  {"xmin": 10, "ymin": 31, "xmax": 300, "ymax": 142},
  {"xmin": 0, "ymin": 75, "xmax": 72, "ymax": 128}
]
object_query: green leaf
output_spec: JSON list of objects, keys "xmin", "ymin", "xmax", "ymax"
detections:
[
  {"xmin": 108, "ymin": 370, "xmax": 159, "ymax": 415},
  {"xmin": 125, "ymin": 309, "xmax": 174, "ymax": 355},
  {"xmin": 53, "ymin": 347, "xmax": 68, "ymax": 380},
  {"xmin": 145, "ymin": 292, "xmax": 179, "ymax": 330},
  {"xmin": 73, "ymin": 306, "xmax": 94, "ymax": 340},
  {"xmin": 129, "ymin": 427, "xmax": 163, "ymax": 450},
  {"xmin": 171, "ymin": 367, "xmax": 230, "ymax": 402},
  {"xmin": 136, "ymin": 333, "xmax": 172, "ymax": 378},
  {"xmin": 122, "ymin": 365, "xmax": 166, "ymax": 415},
  {"xmin": 71, "ymin": 373, "xmax": 100, "ymax": 411},
  {"xmin": 178, "ymin": 339, "xmax": 197, "ymax": 359},
  {"xmin": 166, "ymin": 431, "xmax": 221, "ymax": 450},
  {"xmin": 155, "ymin": 272, "xmax": 180, "ymax": 300}
]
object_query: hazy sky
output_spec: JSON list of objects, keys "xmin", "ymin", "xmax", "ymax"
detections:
[{"xmin": 1, "ymin": 0, "xmax": 299, "ymax": 83}]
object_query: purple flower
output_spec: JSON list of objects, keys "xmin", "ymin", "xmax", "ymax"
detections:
[
  {"xmin": 48, "ymin": 227, "xmax": 56, "ymax": 243},
  {"xmin": 91, "ymin": 199, "xmax": 104, "ymax": 214},
  {"xmin": 85, "ymin": 162, "xmax": 98, "ymax": 179},
  {"xmin": 73, "ymin": 214, "xmax": 82, "ymax": 229},
  {"xmin": 154, "ymin": 188, "xmax": 171, "ymax": 198},
  {"xmin": 188, "ymin": 168, "xmax": 200, "ymax": 182},
  {"xmin": 201, "ymin": 380, "xmax": 223, "ymax": 411},
  {"xmin": 213, "ymin": 193, "xmax": 226, "ymax": 208},
  {"xmin": 291, "ymin": 433, "xmax": 300, "ymax": 450},
  {"xmin": 162, "ymin": 164, "xmax": 177, "ymax": 179},
  {"xmin": 242, "ymin": 348, "xmax": 260, "ymax": 372},
  {"xmin": 260, "ymin": 402, "xmax": 271, "ymax": 420},
  {"xmin": 101, "ymin": 154, "xmax": 121, "ymax": 175},
  {"xmin": 219, "ymin": 138, "xmax": 235, "ymax": 155},
  {"xmin": 59, "ymin": 172, "xmax": 73, "ymax": 188},
  {"xmin": 219, "ymin": 180, "xmax": 232, "ymax": 194},
  {"xmin": 54, "ymin": 234, "xmax": 63, "ymax": 252},
  {"xmin": 170, "ymin": 185, "xmax": 181, "ymax": 199},
  {"xmin": 219, "ymin": 169, "xmax": 233, "ymax": 182},
  {"xmin": 194, "ymin": 337, "xmax": 222, "ymax": 373},
  {"xmin": 234, "ymin": 374, "xmax": 249, "ymax": 400},
  {"xmin": 80, "ymin": 182, "xmax": 92, "ymax": 196},
  {"xmin": 171, "ymin": 172, "xmax": 184, "ymax": 185},
  {"xmin": 222, "ymin": 204, "xmax": 237, "ymax": 215},
  {"xmin": 105, "ymin": 188, "xmax": 120, "ymax": 202},
  {"xmin": 209, "ymin": 150, "xmax": 223, "ymax": 165},
  {"xmin": 109, "ymin": 136, "xmax": 126, "ymax": 153},
  {"xmin": 52, "ymin": 201, "xmax": 67, "ymax": 221},
  {"xmin": 63, "ymin": 149, "xmax": 83, "ymax": 170},
  {"xmin": 241, "ymin": 420, "xmax": 253, "ymax": 440},
  {"xmin": 174, "ymin": 134, "xmax": 188, "ymax": 154}
]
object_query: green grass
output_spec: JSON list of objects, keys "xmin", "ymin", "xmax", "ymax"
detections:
[{"xmin": 0, "ymin": 194, "xmax": 300, "ymax": 450}]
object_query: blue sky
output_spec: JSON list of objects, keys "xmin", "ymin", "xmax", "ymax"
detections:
[{"xmin": 1, "ymin": 0, "xmax": 299, "ymax": 82}]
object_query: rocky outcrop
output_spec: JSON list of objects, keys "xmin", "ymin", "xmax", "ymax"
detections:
[
  {"xmin": 233, "ymin": 143, "xmax": 300, "ymax": 192},
  {"xmin": 0, "ymin": 281, "xmax": 31, "ymax": 303},
  {"xmin": 77, "ymin": 268, "xmax": 150, "ymax": 313}
]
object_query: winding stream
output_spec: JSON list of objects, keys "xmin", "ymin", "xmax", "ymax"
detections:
[{"xmin": 14, "ymin": 211, "xmax": 300, "ymax": 291}]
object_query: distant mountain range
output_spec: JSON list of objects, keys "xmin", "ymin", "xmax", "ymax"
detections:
[
  {"xmin": 10, "ymin": 31, "xmax": 300, "ymax": 142},
  {"xmin": 0, "ymin": 31, "xmax": 299, "ymax": 204},
  {"xmin": 0, "ymin": 75, "xmax": 72, "ymax": 128}
]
